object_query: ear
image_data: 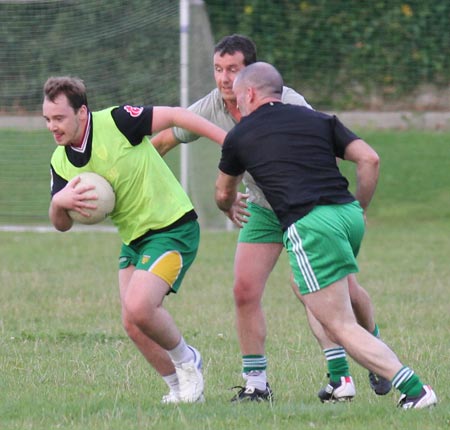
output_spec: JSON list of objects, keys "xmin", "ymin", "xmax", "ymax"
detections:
[
  {"xmin": 78, "ymin": 104, "xmax": 88, "ymax": 120},
  {"xmin": 247, "ymin": 86, "xmax": 256, "ymax": 103}
]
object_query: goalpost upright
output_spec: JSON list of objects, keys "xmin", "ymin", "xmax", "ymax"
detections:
[{"xmin": 179, "ymin": 0, "xmax": 190, "ymax": 193}]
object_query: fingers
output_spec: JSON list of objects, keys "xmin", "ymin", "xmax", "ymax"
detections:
[
  {"xmin": 236, "ymin": 192, "xmax": 249, "ymax": 203},
  {"xmin": 235, "ymin": 192, "xmax": 249, "ymax": 213},
  {"xmin": 57, "ymin": 177, "xmax": 99, "ymax": 215},
  {"xmin": 227, "ymin": 209, "xmax": 249, "ymax": 228},
  {"xmin": 68, "ymin": 175, "xmax": 97, "ymax": 195},
  {"xmin": 236, "ymin": 207, "xmax": 250, "ymax": 218},
  {"xmin": 227, "ymin": 191, "xmax": 250, "ymax": 227},
  {"xmin": 230, "ymin": 215, "xmax": 244, "ymax": 228}
]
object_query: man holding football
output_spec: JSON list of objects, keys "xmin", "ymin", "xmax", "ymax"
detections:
[{"xmin": 43, "ymin": 75, "xmax": 226, "ymax": 404}]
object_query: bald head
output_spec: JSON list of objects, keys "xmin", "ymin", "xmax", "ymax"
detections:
[{"xmin": 233, "ymin": 62, "xmax": 283, "ymax": 116}]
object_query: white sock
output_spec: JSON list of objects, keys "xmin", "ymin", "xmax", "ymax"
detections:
[
  {"xmin": 163, "ymin": 372, "xmax": 179, "ymax": 392},
  {"xmin": 244, "ymin": 370, "xmax": 267, "ymax": 391},
  {"xmin": 167, "ymin": 337, "xmax": 194, "ymax": 365}
]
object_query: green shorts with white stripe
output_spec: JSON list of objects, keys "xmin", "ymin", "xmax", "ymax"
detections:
[{"xmin": 284, "ymin": 201, "xmax": 364, "ymax": 295}]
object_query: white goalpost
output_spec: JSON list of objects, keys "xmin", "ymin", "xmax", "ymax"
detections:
[
  {"xmin": 179, "ymin": 0, "xmax": 190, "ymax": 192},
  {"xmin": 178, "ymin": 0, "xmax": 233, "ymax": 230}
]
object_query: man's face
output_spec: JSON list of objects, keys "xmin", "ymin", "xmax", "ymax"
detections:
[
  {"xmin": 42, "ymin": 93, "xmax": 86, "ymax": 147},
  {"xmin": 213, "ymin": 51, "xmax": 246, "ymax": 103}
]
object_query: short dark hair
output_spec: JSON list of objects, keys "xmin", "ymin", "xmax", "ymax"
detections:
[
  {"xmin": 214, "ymin": 34, "xmax": 257, "ymax": 66},
  {"xmin": 43, "ymin": 76, "xmax": 88, "ymax": 111}
]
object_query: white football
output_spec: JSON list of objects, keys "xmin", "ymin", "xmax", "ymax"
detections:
[{"xmin": 68, "ymin": 172, "xmax": 115, "ymax": 225}]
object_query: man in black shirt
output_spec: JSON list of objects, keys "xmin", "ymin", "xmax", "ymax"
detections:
[{"xmin": 215, "ymin": 62, "xmax": 437, "ymax": 409}]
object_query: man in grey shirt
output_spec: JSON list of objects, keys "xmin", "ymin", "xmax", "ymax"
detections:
[{"xmin": 152, "ymin": 34, "xmax": 391, "ymax": 403}]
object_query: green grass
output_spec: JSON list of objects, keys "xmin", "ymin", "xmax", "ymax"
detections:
[
  {"xmin": 0, "ymin": 129, "xmax": 449, "ymax": 428},
  {"xmin": 0, "ymin": 226, "xmax": 449, "ymax": 429},
  {"xmin": 340, "ymin": 129, "xmax": 450, "ymax": 223}
]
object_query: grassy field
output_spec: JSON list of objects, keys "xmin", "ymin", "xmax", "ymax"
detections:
[{"xmin": 0, "ymin": 129, "xmax": 449, "ymax": 429}]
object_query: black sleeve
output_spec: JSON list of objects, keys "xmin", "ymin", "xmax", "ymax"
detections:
[
  {"xmin": 50, "ymin": 165, "xmax": 68, "ymax": 197},
  {"xmin": 218, "ymin": 131, "xmax": 246, "ymax": 176},
  {"xmin": 331, "ymin": 115, "xmax": 360, "ymax": 159},
  {"xmin": 111, "ymin": 105, "xmax": 154, "ymax": 146}
]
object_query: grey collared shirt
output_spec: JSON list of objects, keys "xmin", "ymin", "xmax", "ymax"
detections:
[{"xmin": 173, "ymin": 86, "xmax": 312, "ymax": 209}]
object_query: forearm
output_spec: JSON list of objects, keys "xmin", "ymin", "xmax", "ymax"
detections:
[
  {"xmin": 181, "ymin": 111, "xmax": 225, "ymax": 145},
  {"xmin": 215, "ymin": 172, "xmax": 243, "ymax": 213},
  {"xmin": 151, "ymin": 128, "xmax": 181, "ymax": 157},
  {"xmin": 49, "ymin": 199, "xmax": 73, "ymax": 232},
  {"xmin": 168, "ymin": 107, "xmax": 226, "ymax": 145},
  {"xmin": 215, "ymin": 188, "xmax": 237, "ymax": 212},
  {"xmin": 343, "ymin": 138, "xmax": 380, "ymax": 212},
  {"xmin": 355, "ymin": 159, "xmax": 379, "ymax": 211}
]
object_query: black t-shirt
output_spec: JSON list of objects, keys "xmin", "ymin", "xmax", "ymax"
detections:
[{"xmin": 219, "ymin": 102, "xmax": 357, "ymax": 230}]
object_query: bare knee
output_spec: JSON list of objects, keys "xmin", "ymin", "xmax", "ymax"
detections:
[
  {"xmin": 122, "ymin": 311, "xmax": 142, "ymax": 342},
  {"xmin": 122, "ymin": 297, "xmax": 154, "ymax": 333},
  {"xmin": 233, "ymin": 275, "xmax": 264, "ymax": 308}
]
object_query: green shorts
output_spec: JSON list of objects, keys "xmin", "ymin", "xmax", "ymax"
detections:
[
  {"xmin": 238, "ymin": 201, "xmax": 283, "ymax": 243},
  {"xmin": 284, "ymin": 201, "xmax": 365, "ymax": 295},
  {"xmin": 118, "ymin": 220, "xmax": 200, "ymax": 293}
]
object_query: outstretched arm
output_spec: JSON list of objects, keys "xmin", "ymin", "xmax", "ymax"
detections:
[{"xmin": 151, "ymin": 106, "xmax": 226, "ymax": 147}]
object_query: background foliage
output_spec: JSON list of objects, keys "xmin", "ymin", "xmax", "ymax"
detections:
[
  {"xmin": 1, "ymin": 0, "xmax": 449, "ymax": 113},
  {"xmin": 205, "ymin": 0, "xmax": 450, "ymax": 109},
  {"xmin": 0, "ymin": 0, "xmax": 180, "ymax": 113}
]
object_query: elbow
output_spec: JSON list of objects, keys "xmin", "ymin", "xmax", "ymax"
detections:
[
  {"xmin": 369, "ymin": 151, "xmax": 380, "ymax": 172},
  {"xmin": 361, "ymin": 147, "xmax": 380, "ymax": 172},
  {"xmin": 50, "ymin": 217, "xmax": 73, "ymax": 232},
  {"xmin": 55, "ymin": 223, "xmax": 72, "ymax": 233},
  {"xmin": 49, "ymin": 206, "xmax": 73, "ymax": 232},
  {"xmin": 370, "ymin": 149, "xmax": 380, "ymax": 165}
]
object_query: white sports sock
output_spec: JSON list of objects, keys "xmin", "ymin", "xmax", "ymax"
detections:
[
  {"xmin": 163, "ymin": 372, "xmax": 179, "ymax": 391},
  {"xmin": 244, "ymin": 370, "xmax": 267, "ymax": 391},
  {"xmin": 167, "ymin": 337, "xmax": 194, "ymax": 365}
]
